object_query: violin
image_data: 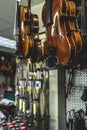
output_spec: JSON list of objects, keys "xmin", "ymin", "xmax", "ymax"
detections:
[
  {"xmin": 29, "ymin": 13, "xmax": 42, "ymax": 63},
  {"xmin": 13, "ymin": 0, "xmax": 41, "ymax": 62},
  {"xmin": 59, "ymin": 0, "xmax": 77, "ymax": 66},
  {"xmin": 19, "ymin": 5, "xmax": 34, "ymax": 58},
  {"xmin": 42, "ymin": 0, "xmax": 76, "ymax": 66},
  {"xmin": 13, "ymin": 0, "xmax": 34, "ymax": 58},
  {"xmin": 25, "ymin": 0, "xmax": 42, "ymax": 63},
  {"xmin": 66, "ymin": 1, "xmax": 82, "ymax": 53}
]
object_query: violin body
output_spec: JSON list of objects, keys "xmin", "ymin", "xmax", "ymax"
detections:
[
  {"xmin": 66, "ymin": 1, "xmax": 82, "ymax": 53},
  {"xmin": 42, "ymin": 0, "xmax": 77, "ymax": 66},
  {"xmin": 19, "ymin": 5, "xmax": 34, "ymax": 58},
  {"xmin": 30, "ymin": 14, "xmax": 42, "ymax": 63},
  {"xmin": 60, "ymin": 0, "xmax": 77, "ymax": 65},
  {"xmin": 14, "ymin": 0, "xmax": 42, "ymax": 62}
]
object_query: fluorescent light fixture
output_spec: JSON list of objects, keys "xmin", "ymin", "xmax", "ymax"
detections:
[{"xmin": 0, "ymin": 36, "xmax": 16, "ymax": 49}]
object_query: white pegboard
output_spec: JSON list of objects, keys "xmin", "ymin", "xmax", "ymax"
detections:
[
  {"xmin": 66, "ymin": 86, "xmax": 86, "ymax": 112},
  {"xmin": 66, "ymin": 69, "xmax": 87, "ymax": 112},
  {"xmin": 74, "ymin": 69, "xmax": 87, "ymax": 86}
]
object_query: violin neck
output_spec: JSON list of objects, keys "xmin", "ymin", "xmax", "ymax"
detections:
[{"xmin": 45, "ymin": 0, "xmax": 52, "ymax": 25}]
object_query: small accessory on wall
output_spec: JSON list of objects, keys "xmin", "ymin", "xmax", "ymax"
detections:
[{"xmin": 81, "ymin": 87, "xmax": 87, "ymax": 101}]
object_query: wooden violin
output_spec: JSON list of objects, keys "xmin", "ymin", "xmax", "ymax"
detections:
[
  {"xmin": 14, "ymin": 0, "xmax": 42, "ymax": 62},
  {"xmin": 25, "ymin": 0, "xmax": 42, "ymax": 63},
  {"xmin": 42, "ymin": 0, "xmax": 76, "ymax": 66},
  {"xmin": 29, "ymin": 13, "xmax": 42, "ymax": 63},
  {"xmin": 66, "ymin": 1, "xmax": 82, "ymax": 53},
  {"xmin": 19, "ymin": 4, "xmax": 34, "ymax": 58},
  {"xmin": 59, "ymin": 0, "xmax": 76, "ymax": 66}
]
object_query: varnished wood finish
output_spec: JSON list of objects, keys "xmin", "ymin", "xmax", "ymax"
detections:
[
  {"xmin": 67, "ymin": 1, "xmax": 82, "ymax": 53},
  {"xmin": 60, "ymin": 0, "xmax": 68, "ymax": 16},
  {"xmin": 59, "ymin": 0, "xmax": 76, "ymax": 65},
  {"xmin": 19, "ymin": 5, "xmax": 34, "ymax": 58},
  {"xmin": 42, "ymin": 0, "xmax": 71, "ymax": 66}
]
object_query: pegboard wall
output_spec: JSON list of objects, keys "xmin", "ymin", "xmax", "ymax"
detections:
[
  {"xmin": 66, "ymin": 69, "xmax": 87, "ymax": 112},
  {"xmin": 74, "ymin": 69, "xmax": 87, "ymax": 86}
]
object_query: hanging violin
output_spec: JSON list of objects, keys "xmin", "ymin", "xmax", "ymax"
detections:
[
  {"xmin": 19, "ymin": 3, "xmax": 34, "ymax": 58},
  {"xmin": 13, "ymin": 0, "xmax": 34, "ymax": 58},
  {"xmin": 66, "ymin": 0, "xmax": 82, "ymax": 53},
  {"xmin": 29, "ymin": 12, "xmax": 42, "ymax": 63},
  {"xmin": 59, "ymin": 0, "xmax": 77, "ymax": 66},
  {"xmin": 42, "ymin": 0, "xmax": 76, "ymax": 66}
]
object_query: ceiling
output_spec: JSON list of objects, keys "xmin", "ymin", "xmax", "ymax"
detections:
[{"xmin": 0, "ymin": 0, "xmax": 45, "ymax": 40}]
